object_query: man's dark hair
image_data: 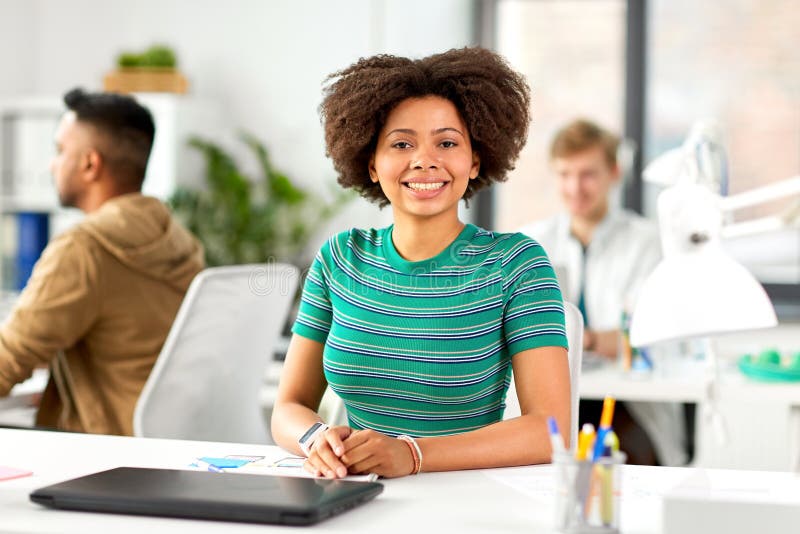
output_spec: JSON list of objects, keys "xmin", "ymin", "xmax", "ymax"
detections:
[
  {"xmin": 320, "ymin": 47, "xmax": 531, "ymax": 206},
  {"xmin": 63, "ymin": 88, "xmax": 155, "ymax": 189}
]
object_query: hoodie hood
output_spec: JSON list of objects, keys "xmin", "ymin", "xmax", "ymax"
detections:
[{"xmin": 81, "ymin": 193, "xmax": 204, "ymax": 291}]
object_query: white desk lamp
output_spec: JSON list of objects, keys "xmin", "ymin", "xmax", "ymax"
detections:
[{"xmin": 629, "ymin": 120, "xmax": 800, "ymax": 448}]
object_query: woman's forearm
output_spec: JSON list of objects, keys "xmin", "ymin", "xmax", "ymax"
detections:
[
  {"xmin": 416, "ymin": 412, "xmax": 563, "ymax": 472},
  {"xmin": 271, "ymin": 401, "xmax": 325, "ymax": 456}
]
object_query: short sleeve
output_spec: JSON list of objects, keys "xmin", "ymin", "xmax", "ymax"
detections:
[
  {"xmin": 502, "ymin": 236, "xmax": 569, "ymax": 356},
  {"xmin": 291, "ymin": 247, "xmax": 333, "ymax": 344}
]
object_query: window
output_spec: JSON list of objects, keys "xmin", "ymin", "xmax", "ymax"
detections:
[
  {"xmin": 494, "ymin": 0, "xmax": 627, "ymax": 232},
  {"xmin": 645, "ymin": 0, "xmax": 799, "ymax": 284}
]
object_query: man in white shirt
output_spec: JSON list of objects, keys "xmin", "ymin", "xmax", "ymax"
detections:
[{"xmin": 518, "ymin": 119, "xmax": 687, "ymax": 466}]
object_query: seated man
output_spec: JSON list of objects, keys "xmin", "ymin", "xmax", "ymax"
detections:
[
  {"xmin": 0, "ymin": 88, "xmax": 204, "ymax": 435},
  {"xmin": 519, "ymin": 119, "xmax": 687, "ymax": 466}
]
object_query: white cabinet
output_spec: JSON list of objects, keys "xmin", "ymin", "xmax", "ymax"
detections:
[
  {"xmin": 0, "ymin": 97, "xmax": 62, "ymax": 212},
  {"xmin": 133, "ymin": 93, "xmax": 223, "ymax": 200}
]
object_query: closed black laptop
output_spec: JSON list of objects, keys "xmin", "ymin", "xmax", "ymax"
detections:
[{"xmin": 30, "ymin": 467, "xmax": 383, "ymax": 526}]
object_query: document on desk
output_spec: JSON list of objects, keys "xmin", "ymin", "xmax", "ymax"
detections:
[
  {"xmin": 484, "ymin": 466, "xmax": 684, "ymax": 501},
  {"xmin": 482, "ymin": 468, "xmax": 557, "ymax": 499},
  {"xmin": 189, "ymin": 455, "xmax": 378, "ymax": 482}
]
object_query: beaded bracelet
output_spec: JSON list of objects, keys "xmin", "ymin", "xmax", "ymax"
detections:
[{"xmin": 397, "ymin": 435, "xmax": 423, "ymax": 475}]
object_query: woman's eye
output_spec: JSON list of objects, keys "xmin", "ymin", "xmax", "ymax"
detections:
[
  {"xmin": 440, "ymin": 140, "xmax": 457, "ymax": 148},
  {"xmin": 392, "ymin": 141, "xmax": 412, "ymax": 149}
]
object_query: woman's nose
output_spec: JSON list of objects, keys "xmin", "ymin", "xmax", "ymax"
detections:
[{"xmin": 410, "ymin": 149, "xmax": 439, "ymax": 170}]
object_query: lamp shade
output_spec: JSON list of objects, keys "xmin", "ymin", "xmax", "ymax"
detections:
[{"xmin": 629, "ymin": 245, "xmax": 777, "ymax": 346}]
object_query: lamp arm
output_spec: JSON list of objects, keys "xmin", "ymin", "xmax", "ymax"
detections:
[
  {"xmin": 719, "ymin": 175, "xmax": 800, "ymax": 212},
  {"xmin": 722, "ymin": 213, "xmax": 798, "ymax": 240}
]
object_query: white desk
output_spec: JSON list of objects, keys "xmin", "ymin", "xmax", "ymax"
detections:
[
  {"xmin": 0, "ymin": 368, "xmax": 48, "ymax": 427},
  {"xmin": 580, "ymin": 330, "xmax": 800, "ymax": 471},
  {"xmin": 3, "ymin": 428, "xmax": 800, "ymax": 534}
]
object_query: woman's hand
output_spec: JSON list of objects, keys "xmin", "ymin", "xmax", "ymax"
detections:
[
  {"xmin": 339, "ymin": 429, "xmax": 416, "ymax": 478},
  {"xmin": 302, "ymin": 425, "xmax": 354, "ymax": 479}
]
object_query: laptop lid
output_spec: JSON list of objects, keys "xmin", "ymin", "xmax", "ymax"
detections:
[{"xmin": 30, "ymin": 467, "xmax": 383, "ymax": 526}]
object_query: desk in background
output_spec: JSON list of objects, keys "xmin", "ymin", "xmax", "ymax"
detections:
[
  {"xmin": 0, "ymin": 368, "xmax": 47, "ymax": 427},
  {"xmin": 581, "ymin": 322, "xmax": 800, "ymax": 471}
]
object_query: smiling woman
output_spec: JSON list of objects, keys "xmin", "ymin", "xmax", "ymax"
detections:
[
  {"xmin": 271, "ymin": 47, "xmax": 571, "ymax": 479},
  {"xmin": 367, "ymin": 96, "xmax": 480, "ymax": 258}
]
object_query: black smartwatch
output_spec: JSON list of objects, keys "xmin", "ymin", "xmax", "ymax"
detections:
[{"xmin": 298, "ymin": 422, "xmax": 329, "ymax": 456}]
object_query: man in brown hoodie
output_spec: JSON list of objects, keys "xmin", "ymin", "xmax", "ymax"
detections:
[{"xmin": 0, "ymin": 88, "xmax": 204, "ymax": 435}]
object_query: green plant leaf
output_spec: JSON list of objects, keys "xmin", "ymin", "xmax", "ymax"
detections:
[{"xmin": 170, "ymin": 133, "xmax": 351, "ymax": 267}]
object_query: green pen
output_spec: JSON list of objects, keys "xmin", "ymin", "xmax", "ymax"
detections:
[
  {"xmin": 604, "ymin": 430, "xmax": 620, "ymax": 454},
  {"xmin": 600, "ymin": 430, "xmax": 620, "ymax": 527}
]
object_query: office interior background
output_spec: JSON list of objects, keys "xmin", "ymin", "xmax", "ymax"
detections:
[
  {"xmin": 0, "ymin": 0, "xmax": 798, "ymax": 467},
  {"xmin": 1, "ymin": 0, "xmax": 796, "ymax": 306}
]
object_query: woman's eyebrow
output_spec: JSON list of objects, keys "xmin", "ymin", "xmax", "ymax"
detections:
[
  {"xmin": 385, "ymin": 127, "xmax": 464, "ymax": 138},
  {"xmin": 385, "ymin": 128, "xmax": 416, "ymax": 138},
  {"xmin": 432, "ymin": 127, "xmax": 464, "ymax": 137}
]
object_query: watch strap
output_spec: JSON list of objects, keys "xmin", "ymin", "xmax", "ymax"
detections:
[{"xmin": 298, "ymin": 422, "xmax": 329, "ymax": 456}]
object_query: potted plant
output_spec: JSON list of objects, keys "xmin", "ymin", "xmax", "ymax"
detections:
[
  {"xmin": 168, "ymin": 132, "xmax": 350, "ymax": 267},
  {"xmin": 103, "ymin": 44, "xmax": 188, "ymax": 94}
]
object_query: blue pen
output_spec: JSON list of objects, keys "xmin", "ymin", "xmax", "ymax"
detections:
[
  {"xmin": 592, "ymin": 397, "xmax": 616, "ymax": 462},
  {"xmin": 638, "ymin": 347, "xmax": 654, "ymax": 369},
  {"xmin": 547, "ymin": 416, "xmax": 567, "ymax": 455}
]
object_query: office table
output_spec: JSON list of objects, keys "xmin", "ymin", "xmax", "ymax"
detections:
[
  {"xmin": 3, "ymin": 428, "xmax": 800, "ymax": 533},
  {"xmin": 580, "ymin": 353, "xmax": 800, "ymax": 471},
  {"xmin": 0, "ymin": 368, "xmax": 48, "ymax": 427}
]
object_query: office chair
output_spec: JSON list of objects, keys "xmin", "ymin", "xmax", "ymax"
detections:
[
  {"xmin": 322, "ymin": 301, "xmax": 584, "ymax": 448},
  {"xmin": 133, "ymin": 263, "xmax": 299, "ymax": 444}
]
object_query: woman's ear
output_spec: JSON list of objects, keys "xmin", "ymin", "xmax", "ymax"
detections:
[
  {"xmin": 368, "ymin": 155, "xmax": 379, "ymax": 183},
  {"xmin": 470, "ymin": 151, "xmax": 481, "ymax": 180}
]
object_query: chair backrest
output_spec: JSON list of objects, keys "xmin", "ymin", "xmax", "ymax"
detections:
[
  {"xmin": 133, "ymin": 263, "xmax": 299, "ymax": 444},
  {"xmin": 324, "ymin": 302, "xmax": 584, "ymax": 447},
  {"xmin": 503, "ymin": 301, "xmax": 583, "ymax": 449}
]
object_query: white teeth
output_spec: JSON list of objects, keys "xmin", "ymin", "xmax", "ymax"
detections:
[{"xmin": 406, "ymin": 182, "xmax": 444, "ymax": 191}]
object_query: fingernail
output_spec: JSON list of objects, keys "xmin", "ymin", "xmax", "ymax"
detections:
[
  {"xmin": 337, "ymin": 467, "xmax": 347, "ymax": 477},
  {"xmin": 335, "ymin": 447, "xmax": 343, "ymax": 455},
  {"xmin": 326, "ymin": 470, "xmax": 334, "ymax": 478}
]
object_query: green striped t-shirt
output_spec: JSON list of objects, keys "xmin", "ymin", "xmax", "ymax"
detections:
[{"xmin": 292, "ymin": 223, "xmax": 567, "ymax": 437}]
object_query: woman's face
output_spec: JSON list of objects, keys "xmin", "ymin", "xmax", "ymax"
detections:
[{"xmin": 369, "ymin": 96, "xmax": 480, "ymax": 223}]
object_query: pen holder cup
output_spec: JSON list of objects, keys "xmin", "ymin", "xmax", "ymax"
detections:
[{"xmin": 552, "ymin": 451, "xmax": 626, "ymax": 534}]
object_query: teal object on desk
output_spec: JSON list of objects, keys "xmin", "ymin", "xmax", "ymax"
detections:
[
  {"xmin": 756, "ymin": 349, "xmax": 781, "ymax": 366},
  {"xmin": 197, "ymin": 457, "xmax": 249, "ymax": 469},
  {"xmin": 738, "ymin": 351, "xmax": 800, "ymax": 382}
]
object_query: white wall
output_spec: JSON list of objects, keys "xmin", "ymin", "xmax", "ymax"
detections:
[
  {"xmin": 0, "ymin": 0, "xmax": 476, "ymax": 251},
  {"xmin": 0, "ymin": 1, "xmax": 36, "ymax": 96}
]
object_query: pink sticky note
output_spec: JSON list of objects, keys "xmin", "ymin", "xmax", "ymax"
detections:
[{"xmin": 0, "ymin": 466, "xmax": 33, "ymax": 481}]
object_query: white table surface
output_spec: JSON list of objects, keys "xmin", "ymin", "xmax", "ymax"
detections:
[
  {"xmin": 580, "ymin": 351, "xmax": 800, "ymax": 471},
  {"xmin": 4, "ymin": 428, "xmax": 799, "ymax": 534},
  {"xmin": 0, "ymin": 428, "xmax": 704, "ymax": 534},
  {"xmin": 580, "ymin": 355, "xmax": 800, "ymax": 404}
]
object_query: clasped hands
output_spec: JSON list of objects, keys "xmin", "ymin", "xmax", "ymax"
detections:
[{"xmin": 302, "ymin": 426, "xmax": 415, "ymax": 479}]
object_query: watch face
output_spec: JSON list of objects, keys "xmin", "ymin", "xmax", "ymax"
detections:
[{"xmin": 300, "ymin": 422, "xmax": 325, "ymax": 444}]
